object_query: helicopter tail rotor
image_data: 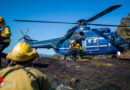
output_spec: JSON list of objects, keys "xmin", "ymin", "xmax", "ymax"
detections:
[
  {"xmin": 18, "ymin": 37, "xmax": 24, "ymax": 41},
  {"xmin": 25, "ymin": 28, "xmax": 29, "ymax": 35},
  {"xmin": 18, "ymin": 28, "xmax": 29, "ymax": 42}
]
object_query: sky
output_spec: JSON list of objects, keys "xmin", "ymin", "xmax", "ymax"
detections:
[{"xmin": 1, "ymin": 0, "xmax": 130, "ymax": 55}]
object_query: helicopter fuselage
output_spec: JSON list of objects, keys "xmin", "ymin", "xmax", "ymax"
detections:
[
  {"xmin": 54, "ymin": 27, "xmax": 129, "ymax": 55},
  {"xmin": 23, "ymin": 27, "xmax": 129, "ymax": 56},
  {"xmin": 15, "ymin": 5, "xmax": 130, "ymax": 56}
]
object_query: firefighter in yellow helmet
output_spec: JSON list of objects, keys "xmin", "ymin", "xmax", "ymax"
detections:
[
  {"xmin": 0, "ymin": 17, "xmax": 11, "ymax": 67},
  {"xmin": 69, "ymin": 40, "xmax": 77, "ymax": 61},
  {"xmin": 0, "ymin": 42, "xmax": 52, "ymax": 90},
  {"xmin": 75, "ymin": 43, "xmax": 82, "ymax": 59}
]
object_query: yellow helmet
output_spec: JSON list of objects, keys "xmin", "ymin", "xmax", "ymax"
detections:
[
  {"xmin": 71, "ymin": 40, "xmax": 75, "ymax": 44},
  {"xmin": 77, "ymin": 44, "xmax": 80, "ymax": 46},
  {"xmin": 0, "ymin": 17, "xmax": 5, "ymax": 25},
  {"xmin": 6, "ymin": 42, "xmax": 39, "ymax": 62}
]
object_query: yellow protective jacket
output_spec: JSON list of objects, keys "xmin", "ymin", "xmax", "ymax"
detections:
[
  {"xmin": 0, "ymin": 25, "xmax": 11, "ymax": 43},
  {"xmin": 0, "ymin": 65, "xmax": 51, "ymax": 90},
  {"xmin": 75, "ymin": 44, "xmax": 82, "ymax": 50},
  {"xmin": 69, "ymin": 43, "xmax": 76, "ymax": 49}
]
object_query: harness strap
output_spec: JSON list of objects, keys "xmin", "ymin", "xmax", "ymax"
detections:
[
  {"xmin": 3, "ymin": 67, "xmax": 41, "ymax": 89},
  {"xmin": 0, "ymin": 25, "xmax": 8, "ymax": 31}
]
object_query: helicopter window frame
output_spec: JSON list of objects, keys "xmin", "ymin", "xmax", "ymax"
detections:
[
  {"xmin": 93, "ymin": 38, "xmax": 97, "ymax": 43},
  {"xmin": 99, "ymin": 37, "xmax": 107, "ymax": 45},
  {"xmin": 86, "ymin": 37, "xmax": 99, "ymax": 46},
  {"xmin": 88, "ymin": 39, "xmax": 92, "ymax": 43},
  {"xmin": 86, "ymin": 37, "xmax": 99, "ymax": 51}
]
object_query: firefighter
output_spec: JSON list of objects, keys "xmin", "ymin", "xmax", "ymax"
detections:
[
  {"xmin": 0, "ymin": 42, "xmax": 51, "ymax": 90},
  {"xmin": 69, "ymin": 40, "xmax": 77, "ymax": 61},
  {"xmin": 0, "ymin": 17, "xmax": 11, "ymax": 67},
  {"xmin": 75, "ymin": 43, "xmax": 82, "ymax": 59}
]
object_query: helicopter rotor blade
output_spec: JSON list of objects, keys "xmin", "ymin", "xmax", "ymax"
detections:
[
  {"xmin": 25, "ymin": 28, "xmax": 29, "ymax": 35},
  {"xmin": 87, "ymin": 23, "xmax": 130, "ymax": 27},
  {"xmin": 14, "ymin": 20, "xmax": 78, "ymax": 24},
  {"xmin": 20, "ymin": 30, "xmax": 24, "ymax": 36},
  {"xmin": 18, "ymin": 37, "xmax": 24, "ymax": 41},
  {"xmin": 84, "ymin": 5, "xmax": 122, "ymax": 23}
]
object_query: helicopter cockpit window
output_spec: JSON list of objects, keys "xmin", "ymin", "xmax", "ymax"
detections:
[{"xmin": 107, "ymin": 35, "xmax": 115, "ymax": 41}]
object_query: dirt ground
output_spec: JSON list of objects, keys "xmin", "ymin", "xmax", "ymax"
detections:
[{"xmin": 0, "ymin": 57, "xmax": 130, "ymax": 90}]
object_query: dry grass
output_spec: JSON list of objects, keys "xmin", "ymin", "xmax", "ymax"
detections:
[
  {"xmin": 118, "ymin": 50, "xmax": 130, "ymax": 59},
  {"xmin": 91, "ymin": 61, "xmax": 113, "ymax": 67}
]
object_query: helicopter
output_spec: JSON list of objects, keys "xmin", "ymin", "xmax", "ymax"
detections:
[{"xmin": 14, "ymin": 5, "xmax": 130, "ymax": 59}]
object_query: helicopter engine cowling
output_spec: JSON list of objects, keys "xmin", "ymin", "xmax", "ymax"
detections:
[
  {"xmin": 71, "ymin": 31, "xmax": 84, "ymax": 38},
  {"xmin": 100, "ymin": 28, "xmax": 111, "ymax": 33},
  {"xmin": 79, "ymin": 31, "xmax": 84, "ymax": 36}
]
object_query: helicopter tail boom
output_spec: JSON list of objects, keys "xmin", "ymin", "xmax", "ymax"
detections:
[{"xmin": 23, "ymin": 35, "xmax": 62, "ymax": 49}]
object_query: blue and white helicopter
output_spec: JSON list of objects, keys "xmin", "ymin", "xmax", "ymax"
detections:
[{"xmin": 14, "ymin": 5, "xmax": 130, "ymax": 59}]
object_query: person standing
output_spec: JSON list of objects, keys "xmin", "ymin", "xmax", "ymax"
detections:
[
  {"xmin": 0, "ymin": 17, "xmax": 11, "ymax": 67},
  {"xmin": 75, "ymin": 43, "xmax": 82, "ymax": 59},
  {"xmin": 69, "ymin": 40, "xmax": 77, "ymax": 61}
]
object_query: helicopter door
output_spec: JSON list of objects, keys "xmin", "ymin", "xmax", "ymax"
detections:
[{"xmin": 84, "ymin": 37, "xmax": 99, "ymax": 51}]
